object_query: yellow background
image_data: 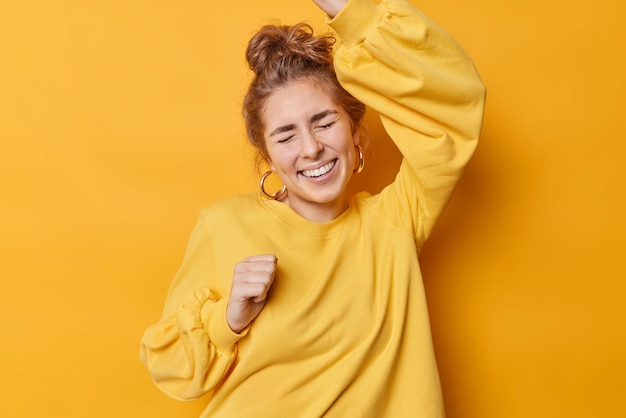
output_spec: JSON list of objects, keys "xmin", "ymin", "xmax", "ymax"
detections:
[{"xmin": 1, "ymin": 0, "xmax": 624, "ymax": 417}]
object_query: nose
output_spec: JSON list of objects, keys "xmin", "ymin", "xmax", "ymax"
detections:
[{"xmin": 300, "ymin": 130, "xmax": 323, "ymax": 158}]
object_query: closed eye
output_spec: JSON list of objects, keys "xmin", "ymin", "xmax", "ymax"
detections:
[
  {"xmin": 277, "ymin": 135, "xmax": 294, "ymax": 144},
  {"xmin": 315, "ymin": 119, "xmax": 338, "ymax": 131}
]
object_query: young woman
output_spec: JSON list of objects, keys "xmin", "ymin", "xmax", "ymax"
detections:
[{"xmin": 140, "ymin": 0, "xmax": 485, "ymax": 416}]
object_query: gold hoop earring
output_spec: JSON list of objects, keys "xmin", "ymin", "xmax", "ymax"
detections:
[
  {"xmin": 260, "ymin": 170, "xmax": 287, "ymax": 200},
  {"xmin": 354, "ymin": 145, "xmax": 365, "ymax": 174}
]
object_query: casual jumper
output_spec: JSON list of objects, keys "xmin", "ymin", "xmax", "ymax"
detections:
[{"xmin": 140, "ymin": 0, "xmax": 486, "ymax": 416}]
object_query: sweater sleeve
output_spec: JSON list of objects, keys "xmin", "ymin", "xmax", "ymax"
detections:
[
  {"xmin": 329, "ymin": 0, "xmax": 486, "ymax": 247},
  {"xmin": 139, "ymin": 210, "xmax": 247, "ymax": 401}
]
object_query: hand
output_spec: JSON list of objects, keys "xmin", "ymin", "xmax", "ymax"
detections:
[
  {"xmin": 226, "ymin": 254, "xmax": 277, "ymax": 333},
  {"xmin": 312, "ymin": 0, "xmax": 348, "ymax": 18}
]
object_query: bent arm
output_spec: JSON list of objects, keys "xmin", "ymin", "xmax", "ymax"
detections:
[
  {"xmin": 139, "ymin": 211, "xmax": 246, "ymax": 400},
  {"xmin": 330, "ymin": 0, "xmax": 486, "ymax": 246}
]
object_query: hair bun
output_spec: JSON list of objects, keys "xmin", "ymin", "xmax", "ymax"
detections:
[{"xmin": 246, "ymin": 23, "xmax": 335, "ymax": 77}]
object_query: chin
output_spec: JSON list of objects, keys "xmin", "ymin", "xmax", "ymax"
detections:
[{"xmin": 310, "ymin": 188, "xmax": 349, "ymax": 206}]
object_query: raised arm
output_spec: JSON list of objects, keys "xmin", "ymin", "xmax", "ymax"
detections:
[{"xmin": 327, "ymin": 0, "xmax": 486, "ymax": 245}]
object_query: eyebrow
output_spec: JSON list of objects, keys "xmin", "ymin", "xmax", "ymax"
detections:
[{"xmin": 268, "ymin": 109, "xmax": 338, "ymax": 137}]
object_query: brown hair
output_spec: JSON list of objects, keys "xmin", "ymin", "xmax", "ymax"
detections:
[{"xmin": 243, "ymin": 23, "xmax": 366, "ymax": 167}]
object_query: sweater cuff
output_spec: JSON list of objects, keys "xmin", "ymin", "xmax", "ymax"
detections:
[
  {"xmin": 201, "ymin": 296, "xmax": 248, "ymax": 353},
  {"xmin": 328, "ymin": 0, "xmax": 385, "ymax": 49}
]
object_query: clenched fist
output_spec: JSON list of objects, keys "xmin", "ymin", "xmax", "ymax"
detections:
[{"xmin": 226, "ymin": 254, "xmax": 277, "ymax": 333}]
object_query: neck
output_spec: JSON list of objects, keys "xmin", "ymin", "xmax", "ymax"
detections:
[{"xmin": 281, "ymin": 194, "xmax": 350, "ymax": 223}]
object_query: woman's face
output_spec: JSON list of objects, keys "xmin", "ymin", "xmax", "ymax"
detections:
[{"xmin": 262, "ymin": 79, "xmax": 360, "ymax": 222}]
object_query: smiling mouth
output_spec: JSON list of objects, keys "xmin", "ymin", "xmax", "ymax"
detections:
[{"xmin": 300, "ymin": 159, "xmax": 337, "ymax": 178}]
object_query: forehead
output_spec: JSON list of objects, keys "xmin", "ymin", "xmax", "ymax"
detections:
[{"xmin": 262, "ymin": 80, "xmax": 339, "ymax": 127}]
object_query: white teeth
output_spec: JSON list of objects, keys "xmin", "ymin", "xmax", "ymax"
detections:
[{"xmin": 302, "ymin": 160, "xmax": 336, "ymax": 178}]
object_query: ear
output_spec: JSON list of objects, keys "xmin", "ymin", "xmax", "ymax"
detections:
[
  {"xmin": 352, "ymin": 128, "xmax": 360, "ymax": 146},
  {"xmin": 261, "ymin": 151, "xmax": 274, "ymax": 170}
]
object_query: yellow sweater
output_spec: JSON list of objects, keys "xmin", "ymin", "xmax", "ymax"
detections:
[{"xmin": 140, "ymin": 0, "xmax": 485, "ymax": 416}]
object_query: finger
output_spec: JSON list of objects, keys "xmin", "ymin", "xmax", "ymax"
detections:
[
  {"xmin": 231, "ymin": 281, "xmax": 271, "ymax": 302},
  {"xmin": 232, "ymin": 264, "xmax": 276, "ymax": 286},
  {"xmin": 234, "ymin": 270, "xmax": 274, "ymax": 287},
  {"xmin": 240, "ymin": 260, "xmax": 275, "ymax": 275},
  {"xmin": 232, "ymin": 268, "xmax": 275, "ymax": 289},
  {"xmin": 240, "ymin": 254, "xmax": 277, "ymax": 264},
  {"xmin": 252, "ymin": 282, "xmax": 271, "ymax": 303},
  {"xmin": 252, "ymin": 295, "xmax": 267, "ymax": 304},
  {"xmin": 235, "ymin": 258, "xmax": 277, "ymax": 276}
]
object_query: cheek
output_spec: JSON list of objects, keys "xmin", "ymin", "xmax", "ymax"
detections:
[
  {"xmin": 337, "ymin": 131, "xmax": 357, "ymax": 155},
  {"xmin": 267, "ymin": 147, "xmax": 296, "ymax": 173}
]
